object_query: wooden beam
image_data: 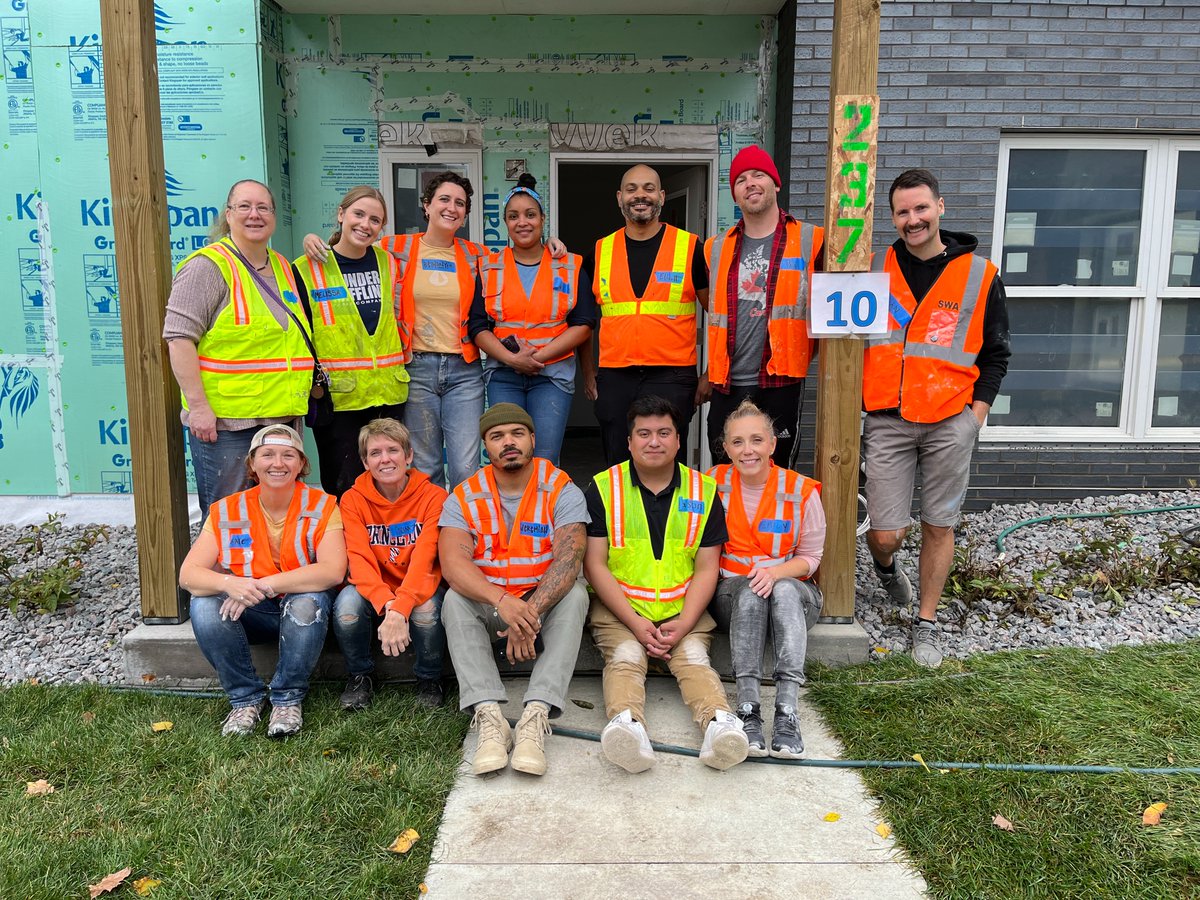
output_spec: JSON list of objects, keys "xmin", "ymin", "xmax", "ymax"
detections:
[
  {"xmin": 99, "ymin": 0, "xmax": 191, "ymax": 622},
  {"xmin": 815, "ymin": 0, "xmax": 882, "ymax": 620}
]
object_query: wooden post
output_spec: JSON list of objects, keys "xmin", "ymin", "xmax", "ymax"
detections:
[
  {"xmin": 99, "ymin": 0, "xmax": 191, "ymax": 622},
  {"xmin": 815, "ymin": 0, "xmax": 882, "ymax": 620}
]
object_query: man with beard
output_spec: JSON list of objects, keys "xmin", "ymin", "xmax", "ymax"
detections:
[
  {"xmin": 704, "ymin": 146, "xmax": 824, "ymax": 469},
  {"xmin": 580, "ymin": 165, "xmax": 710, "ymax": 466},
  {"xmin": 439, "ymin": 403, "xmax": 590, "ymax": 776}
]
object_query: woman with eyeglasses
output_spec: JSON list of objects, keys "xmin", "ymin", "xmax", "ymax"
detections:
[{"xmin": 164, "ymin": 179, "xmax": 315, "ymax": 513}]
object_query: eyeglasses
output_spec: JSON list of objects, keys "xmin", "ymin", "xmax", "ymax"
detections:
[{"xmin": 229, "ymin": 202, "xmax": 275, "ymax": 216}]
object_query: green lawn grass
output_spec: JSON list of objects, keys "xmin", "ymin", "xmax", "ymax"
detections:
[
  {"xmin": 0, "ymin": 683, "xmax": 468, "ymax": 899},
  {"xmin": 808, "ymin": 641, "xmax": 1200, "ymax": 900}
]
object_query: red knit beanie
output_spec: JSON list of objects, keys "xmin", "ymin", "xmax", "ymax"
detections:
[{"xmin": 729, "ymin": 145, "xmax": 781, "ymax": 199}]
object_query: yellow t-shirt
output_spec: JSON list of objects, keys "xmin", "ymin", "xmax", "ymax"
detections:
[
  {"xmin": 204, "ymin": 499, "xmax": 343, "ymax": 569},
  {"xmin": 411, "ymin": 239, "xmax": 465, "ymax": 354}
]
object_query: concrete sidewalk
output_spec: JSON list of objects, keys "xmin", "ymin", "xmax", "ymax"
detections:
[{"xmin": 423, "ymin": 676, "xmax": 927, "ymax": 899}]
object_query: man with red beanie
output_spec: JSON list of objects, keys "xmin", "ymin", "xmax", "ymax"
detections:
[{"xmin": 704, "ymin": 145, "xmax": 824, "ymax": 469}]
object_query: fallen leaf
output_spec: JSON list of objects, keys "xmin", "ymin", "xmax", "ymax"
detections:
[
  {"xmin": 388, "ymin": 828, "xmax": 420, "ymax": 854},
  {"xmin": 141, "ymin": 673, "xmax": 157, "ymax": 683},
  {"xmin": 26, "ymin": 779, "xmax": 55, "ymax": 796},
  {"xmin": 322, "ymin": 749, "xmax": 338, "ymax": 758},
  {"xmin": 570, "ymin": 698, "xmax": 595, "ymax": 709},
  {"xmin": 82, "ymin": 712, "xmax": 96, "ymax": 724},
  {"xmin": 873, "ymin": 646, "xmax": 891, "ymax": 654},
  {"xmin": 1168, "ymin": 753, "xmax": 1176, "ymax": 764},
  {"xmin": 89, "ymin": 867, "xmax": 132, "ymax": 898},
  {"xmin": 28, "ymin": 677, "xmax": 39, "ymax": 686},
  {"xmin": 823, "ymin": 812, "xmax": 841, "ymax": 822},
  {"xmin": 992, "ymin": 814, "xmax": 1015, "ymax": 832},
  {"xmin": 875, "ymin": 822, "xmax": 892, "ymax": 839},
  {"xmin": 418, "ymin": 884, "xmax": 429, "ymax": 894},
  {"xmin": 1142, "ymin": 802, "xmax": 1168, "ymax": 826},
  {"xmin": 150, "ymin": 721, "xmax": 173, "ymax": 733},
  {"xmin": 132, "ymin": 876, "xmax": 162, "ymax": 896},
  {"xmin": 912, "ymin": 753, "xmax": 931, "ymax": 774}
]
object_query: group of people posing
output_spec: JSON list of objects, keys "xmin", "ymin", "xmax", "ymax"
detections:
[{"xmin": 164, "ymin": 145, "xmax": 1010, "ymax": 774}]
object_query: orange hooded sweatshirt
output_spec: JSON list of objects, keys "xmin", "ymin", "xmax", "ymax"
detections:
[{"xmin": 340, "ymin": 468, "xmax": 447, "ymax": 618}]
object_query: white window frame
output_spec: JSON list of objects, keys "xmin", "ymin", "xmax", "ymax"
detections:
[
  {"xmin": 376, "ymin": 147, "xmax": 484, "ymax": 243},
  {"xmin": 986, "ymin": 134, "xmax": 1200, "ymax": 443}
]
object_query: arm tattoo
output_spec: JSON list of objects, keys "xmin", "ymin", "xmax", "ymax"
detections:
[{"xmin": 530, "ymin": 523, "xmax": 586, "ymax": 615}]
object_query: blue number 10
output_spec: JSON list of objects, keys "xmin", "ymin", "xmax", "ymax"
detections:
[{"xmin": 825, "ymin": 290, "xmax": 878, "ymax": 328}]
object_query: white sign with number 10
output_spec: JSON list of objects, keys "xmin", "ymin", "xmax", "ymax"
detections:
[{"xmin": 809, "ymin": 272, "xmax": 890, "ymax": 336}]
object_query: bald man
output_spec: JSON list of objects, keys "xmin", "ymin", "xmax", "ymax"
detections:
[{"xmin": 580, "ymin": 165, "xmax": 709, "ymax": 466}]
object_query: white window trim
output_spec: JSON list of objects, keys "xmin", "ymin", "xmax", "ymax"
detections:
[
  {"xmin": 376, "ymin": 147, "xmax": 485, "ymax": 243},
  {"xmin": 986, "ymin": 134, "xmax": 1200, "ymax": 443}
]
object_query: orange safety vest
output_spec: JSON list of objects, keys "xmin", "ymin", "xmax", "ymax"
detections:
[
  {"xmin": 705, "ymin": 219, "xmax": 824, "ymax": 386},
  {"xmin": 379, "ymin": 232, "xmax": 486, "ymax": 363},
  {"xmin": 592, "ymin": 225, "xmax": 699, "ymax": 367},
  {"xmin": 479, "ymin": 248, "xmax": 580, "ymax": 364},
  {"xmin": 452, "ymin": 457, "xmax": 570, "ymax": 591},
  {"xmin": 863, "ymin": 248, "xmax": 996, "ymax": 423},
  {"xmin": 708, "ymin": 463, "xmax": 820, "ymax": 579},
  {"xmin": 211, "ymin": 483, "xmax": 336, "ymax": 579}
]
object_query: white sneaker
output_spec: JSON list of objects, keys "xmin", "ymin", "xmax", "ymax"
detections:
[
  {"xmin": 700, "ymin": 709, "xmax": 750, "ymax": 770},
  {"xmin": 600, "ymin": 710, "xmax": 656, "ymax": 773}
]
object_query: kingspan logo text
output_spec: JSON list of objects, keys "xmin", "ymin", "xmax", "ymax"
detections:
[{"xmin": 81, "ymin": 178, "xmax": 218, "ymax": 229}]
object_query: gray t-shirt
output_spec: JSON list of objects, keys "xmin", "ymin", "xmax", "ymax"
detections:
[
  {"xmin": 439, "ymin": 474, "xmax": 590, "ymax": 534},
  {"xmin": 729, "ymin": 234, "xmax": 773, "ymax": 386}
]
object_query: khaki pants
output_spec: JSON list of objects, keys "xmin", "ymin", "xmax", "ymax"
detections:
[{"xmin": 588, "ymin": 596, "xmax": 730, "ymax": 733}]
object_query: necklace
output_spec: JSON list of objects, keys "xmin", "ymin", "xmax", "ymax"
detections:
[{"xmin": 229, "ymin": 238, "xmax": 269, "ymax": 271}]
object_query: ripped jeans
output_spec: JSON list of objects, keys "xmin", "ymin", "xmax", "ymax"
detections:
[
  {"xmin": 190, "ymin": 590, "xmax": 333, "ymax": 708},
  {"xmin": 331, "ymin": 584, "xmax": 446, "ymax": 681}
]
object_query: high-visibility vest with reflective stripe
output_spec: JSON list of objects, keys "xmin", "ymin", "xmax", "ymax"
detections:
[
  {"xmin": 293, "ymin": 246, "xmax": 411, "ymax": 411},
  {"xmin": 594, "ymin": 461, "xmax": 717, "ymax": 622},
  {"xmin": 452, "ymin": 457, "xmax": 570, "ymax": 591},
  {"xmin": 708, "ymin": 463, "xmax": 820, "ymax": 579},
  {"xmin": 180, "ymin": 239, "xmax": 314, "ymax": 420},
  {"xmin": 211, "ymin": 483, "xmax": 335, "ymax": 578},
  {"xmin": 592, "ymin": 225, "xmax": 699, "ymax": 367},
  {"xmin": 705, "ymin": 219, "xmax": 824, "ymax": 385},
  {"xmin": 863, "ymin": 248, "xmax": 995, "ymax": 423},
  {"xmin": 379, "ymin": 232, "xmax": 486, "ymax": 363},
  {"xmin": 480, "ymin": 248, "xmax": 580, "ymax": 364}
]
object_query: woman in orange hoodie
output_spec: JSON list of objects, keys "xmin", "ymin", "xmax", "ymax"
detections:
[{"xmin": 333, "ymin": 417, "xmax": 449, "ymax": 709}]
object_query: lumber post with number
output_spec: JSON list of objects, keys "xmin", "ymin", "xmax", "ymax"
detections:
[
  {"xmin": 100, "ymin": 0, "xmax": 191, "ymax": 622},
  {"xmin": 815, "ymin": 0, "xmax": 882, "ymax": 620}
]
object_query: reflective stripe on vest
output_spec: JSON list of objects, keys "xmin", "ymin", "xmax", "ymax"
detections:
[
  {"xmin": 480, "ymin": 248, "xmax": 580, "ymax": 364},
  {"xmin": 294, "ymin": 246, "xmax": 410, "ymax": 411},
  {"xmin": 454, "ymin": 457, "xmax": 570, "ymax": 590},
  {"xmin": 592, "ymin": 225, "xmax": 698, "ymax": 367},
  {"xmin": 595, "ymin": 462, "xmax": 716, "ymax": 622},
  {"xmin": 709, "ymin": 463, "xmax": 819, "ymax": 579},
  {"xmin": 864, "ymin": 249, "xmax": 995, "ymax": 422},
  {"xmin": 180, "ymin": 239, "xmax": 314, "ymax": 419},
  {"xmin": 705, "ymin": 219, "xmax": 823, "ymax": 385},
  {"xmin": 212, "ymin": 483, "xmax": 333, "ymax": 578}
]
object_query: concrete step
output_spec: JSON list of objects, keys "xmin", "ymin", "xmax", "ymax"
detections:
[{"xmin": 122, "ymin": 620, "xmax": 868, "ymax": 688}]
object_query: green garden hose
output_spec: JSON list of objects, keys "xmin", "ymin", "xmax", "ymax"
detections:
[{"xmin": 994, "ymin": 503, "xmax": 1200, "ymax": 557}]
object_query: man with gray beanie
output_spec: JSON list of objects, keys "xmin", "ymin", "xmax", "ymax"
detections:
[{"xmin": 438, "ymin": 403, "xmax": 590, "ymax": 777}]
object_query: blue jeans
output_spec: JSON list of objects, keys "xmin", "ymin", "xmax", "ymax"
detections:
[
  {"xmin": 405, "ymin": 352, "xmax": 484, "ymax": 490},
  {"xmin": 190, "ymin": 590, "xmax": 333, "ymax": 707},
  {"xmin": 187, "ymin": 425, "xmax": 256, "ymax": 516},
  {"xmin": 331, "ymin": 584, "xmax": 446, "ymax": 681},
  {"xmin": 484, "ymin": 368, "xmax": 573, "ymax": 466}
]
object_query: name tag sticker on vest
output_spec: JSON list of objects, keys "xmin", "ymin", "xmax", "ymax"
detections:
[
  {"xmin": 421, "ymin": 259, "xmax": 456, "ymax": 273},
  {"xmin": 779, "ymin": 257, "xmax": 807, "ymax": 271},
  {"xmin": 389, "ymin": 520, "xmax": 419, "ymax": 539},
  {"xmin": 519, "ymin": 521, "xmax": 551, "ymax": 538},
  {"xmin": 889, "ymin": 294, "xmax": 913, "ymax": 328},
  {"xmin": 654, "ymin": 271, "xmax": 685, "ymax": 284},
  {"xmin": 759, "ymin": 519, "xmax": 794, "ymax": 534},
  {"xmin": 678, "ymin": 498, "xmax": 706, "ymax": 515},
  {"xmin": 283, "ymin": 290, "xmax": 300, "ymax": 304},
  {"xmin": 228, "ymin": 534, "xmax": 253, "ymax": 548},
  {"xmin": 553, "ymin": 277, "xmax": 570, "ymax": 293},
  {"xmin": 311, "ymin": 287, "xmax": 347, "ymax": 303}
]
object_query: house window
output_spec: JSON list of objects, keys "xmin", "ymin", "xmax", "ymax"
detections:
[{"xmin": 989, "ymin": 137, "xmax": 1200, "ymax": 440}]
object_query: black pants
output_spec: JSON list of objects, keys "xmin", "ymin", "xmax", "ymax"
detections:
[
  {"xmin": 312, "ymin": 402, "xmax": 406, "ymax": 497},
  {"xmin": 594, "ymin": 365, "xmax": 697, "ymax": 467},
  {"xmin": 707, "ymin": 380, "xmax": 806, "ymax": 470}
]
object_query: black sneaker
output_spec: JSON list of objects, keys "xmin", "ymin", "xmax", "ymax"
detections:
[
  {"xmin": 339, "ymin": 673, "xmax": 374, "ymax": 711},
  {"xmin": 416, "ymin": 678, "xmax": 444, "ymax": 709},
  {"xmin": 770, "ymin": 704, "xmax": 804, "ymax": 759},
  {"xmin": 737, "ymin": 702, "xmax": 768, "ymax": 758}
]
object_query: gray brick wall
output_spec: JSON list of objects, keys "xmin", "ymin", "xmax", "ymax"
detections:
[{"xmin": 785, "ymin": 0, "xmax": 1200, "ymax": 255}]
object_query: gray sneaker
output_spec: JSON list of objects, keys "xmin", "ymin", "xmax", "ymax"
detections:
[
  {"xmin": 339, "ymin": 673, "xmax": 374, "ymax": 711},
  {"xmin": 737, "ymin": 702, "xmax": 768, "ymax": 758},
  {"xmin": 267, "ymin": 703, "xmax": 303, "ymax": 739},
  {"xmin": 912, "ymin": 619, "xmax": 944, "ymax": 668},
  {"xmin": 770, "ymin": 705, "xmax": 805, "ymax": 759},
  {"xmin": 221, "ymin": 701, "xmax": 265, "ymax": 737},
  {"xmin": 874, "ymin": 560, "xmax": 914, "ymax": 605}
]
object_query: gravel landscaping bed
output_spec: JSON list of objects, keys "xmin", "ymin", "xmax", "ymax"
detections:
[{"xmin": 1, "ymin": 489, "xmax": 1198, "ymax": 685}]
